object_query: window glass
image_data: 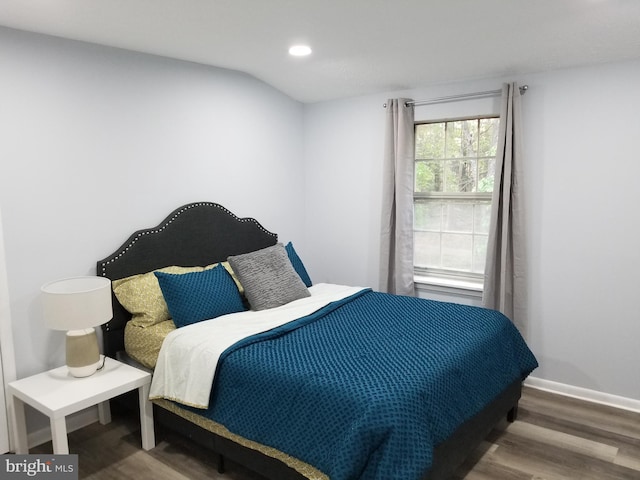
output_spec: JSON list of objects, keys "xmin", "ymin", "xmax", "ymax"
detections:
[{"xmin": 414, "ymin": 117, "xmax": 499, "ymax": 280}]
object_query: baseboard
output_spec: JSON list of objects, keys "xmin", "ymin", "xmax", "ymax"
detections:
[
  {"xmin": 525, "ymin": 376, "xmax": 640, "ymax": 413},
  {"xmin": 27, "ymin": 406, "xmax": 99, "ymax": 449}
]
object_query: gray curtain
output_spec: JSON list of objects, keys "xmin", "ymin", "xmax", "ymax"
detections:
[
  {"xmin": 482, "ymin": 83, "xmax": 527, "ymax": 335},
  {"xmin": 379, "ymin": 99, "xmax": 415, "ymax": 296}
]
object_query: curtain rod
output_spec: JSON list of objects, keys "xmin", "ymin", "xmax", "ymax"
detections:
[{"xmin": 383, "ymin": 85, "xmax": 528, "ymax": 108}]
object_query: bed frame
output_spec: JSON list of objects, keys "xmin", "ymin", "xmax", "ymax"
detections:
[{"xmin": 97, "ymin": 201, "xmax": 521, "ymax": 480}]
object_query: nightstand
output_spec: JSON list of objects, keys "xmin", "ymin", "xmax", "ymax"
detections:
[{"xmin": 8, "ymin": 356, "xmax": 154, "ymax": 454}]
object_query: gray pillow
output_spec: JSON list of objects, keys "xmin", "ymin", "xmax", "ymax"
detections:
[{"xmin": 228, "ymin": 243, "xmax": 310, "ymax": 311}]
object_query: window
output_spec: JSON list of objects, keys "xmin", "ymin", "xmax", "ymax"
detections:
[{"xmin": 414, "ymin": 117, "xmax": 499, "ymax": 283}]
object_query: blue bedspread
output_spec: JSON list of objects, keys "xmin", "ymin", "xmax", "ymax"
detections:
[{"xmin": 200, "ymin": 290, "xmax": 538, "ymax": 480}]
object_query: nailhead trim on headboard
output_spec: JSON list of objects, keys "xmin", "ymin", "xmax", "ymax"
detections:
[{"xmin": 98, "ymin": 202, "xmax": 277, "ymax": 277}]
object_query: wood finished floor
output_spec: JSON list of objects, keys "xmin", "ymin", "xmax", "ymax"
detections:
[{"xmin": 31, "ymin": 387, "xmax": 640, "ymax": 480}]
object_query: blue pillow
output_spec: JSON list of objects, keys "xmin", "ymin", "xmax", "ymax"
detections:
[
  {"xmin": 154, "ymin": 264, "xmax": 245, "ymax": 328},
  {"xmin": 285, "ymin": 242, "xmax": 312, "ymax": 287}
]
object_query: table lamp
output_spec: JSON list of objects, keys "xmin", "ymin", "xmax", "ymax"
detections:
[{"xmin": 41, "ymin": 276, "xmax": 112, "ymax": 377}]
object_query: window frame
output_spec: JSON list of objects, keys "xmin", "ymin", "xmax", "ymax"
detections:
[{"xmin": 413, "ymin": 114, "xmax": 499, "ymax": 288}]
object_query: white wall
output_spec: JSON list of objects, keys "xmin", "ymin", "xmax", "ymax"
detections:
[
  {"xmin": 0, "ymin": 27, "xmax": 305, "ymax": 384},
  {"xmin": 0, "ymin": 205, "xmax": 16, "ymax": 452},
  {"xmin": 303, "ymin": 61, "xmax": 640, "ymax": 402}
]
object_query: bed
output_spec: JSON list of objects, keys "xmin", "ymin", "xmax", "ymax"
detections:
[{"xmin": 97, "ymin": 201, "xmax": 537, "ymax": 480}]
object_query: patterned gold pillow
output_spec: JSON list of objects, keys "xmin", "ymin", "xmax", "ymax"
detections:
[{"xmin": 113, "ymin": 265, "xmax": 203, "ymax": 327}]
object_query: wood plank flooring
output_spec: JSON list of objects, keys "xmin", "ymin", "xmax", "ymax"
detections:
[{"xmin": 31, "ymin": 387, "xmax": 640, "ymax": 479}]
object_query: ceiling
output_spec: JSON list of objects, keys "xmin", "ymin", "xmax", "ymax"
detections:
[{"xmin": 2, "ymin": 0, "xmax": 640, "ymax": 103}]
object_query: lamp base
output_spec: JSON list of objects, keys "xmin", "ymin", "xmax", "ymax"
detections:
[{"xmin": 66, "ymin": 328, "xmax": 100, "ymax": 377}]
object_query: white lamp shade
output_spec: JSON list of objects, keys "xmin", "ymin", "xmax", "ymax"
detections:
[{"xmin": 41, "ymin": 276, "xmax": 112, "ymax": 331}]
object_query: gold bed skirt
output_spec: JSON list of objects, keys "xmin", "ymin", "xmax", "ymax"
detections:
[{"xmin": 153, "ymin": 398, "xmax": 328, "ymax": 480}]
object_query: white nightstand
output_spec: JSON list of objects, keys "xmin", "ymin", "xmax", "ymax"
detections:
[{"xmin": 8, "ymin": 356, "xmax": 154, "ymax": 454}]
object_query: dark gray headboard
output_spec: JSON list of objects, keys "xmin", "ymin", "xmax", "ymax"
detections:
[{"xmin": 96, "ymin": 202, "xmax": 277, "ymax": 357}]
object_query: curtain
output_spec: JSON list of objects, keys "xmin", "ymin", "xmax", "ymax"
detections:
[
  {"xmin": 482, "ymin": 83, "xmax": 527, "ymax": 335},
  {"xmin": 379, "ymin": 99, "xmax": 415, "ymax": 296}
]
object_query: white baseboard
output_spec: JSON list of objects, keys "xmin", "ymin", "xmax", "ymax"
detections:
[
  {"xmin": 525, "ymin": 376, "xmax": 640, "ymax": 413},
  {"xmin": 27, "ymin": 406, "xmax": 99, "ymax": 449}
]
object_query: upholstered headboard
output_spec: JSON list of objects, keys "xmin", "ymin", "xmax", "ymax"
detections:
[{"xmin": 96, "ymin": 202, "xmax": 277, "ymax": 357}]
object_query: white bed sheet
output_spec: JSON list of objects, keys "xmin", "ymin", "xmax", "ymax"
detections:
[{"xmin": 149, "ymin": 283, "xmax": 365, "ymax": 408}]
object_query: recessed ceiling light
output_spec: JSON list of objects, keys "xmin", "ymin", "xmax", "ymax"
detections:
[{"xmin": 289, "ymin": 45, "xmax": 312, "ymax": 57}]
